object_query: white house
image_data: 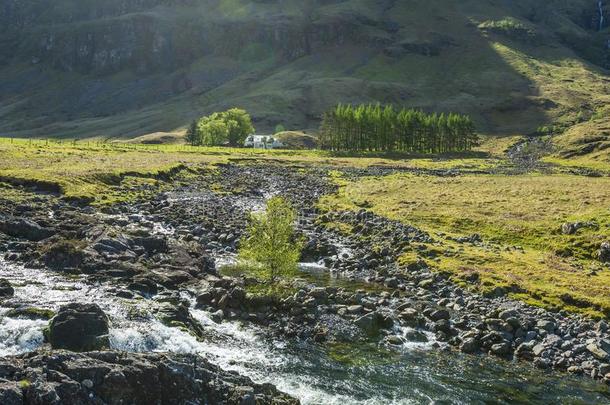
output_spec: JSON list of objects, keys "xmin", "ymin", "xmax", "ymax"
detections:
[{"xmin": 244, "ymin": 135, "xmax": 284, "ymax": 149}]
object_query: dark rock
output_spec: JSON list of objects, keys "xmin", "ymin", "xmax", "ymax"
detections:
[
  {"xmin": 47, "ymin": 303, "xmax": 110, "ymax": 352},
  {"xmin": 598, "ymin": 242, "xmax": 610, "ymax": 263},
  {"xmin": 386, "ymin": 335, "xmax": 403, "ymax": 345},
  {"xmin": 128, "ymin": 277, "xmax": 158, "ymax": 296},
  {"xmin": 428, "ymin": 309, "xmax": 450, "ymax": 321},
  {"xmin": 157, "ymin": 300, "xmax": 206, "ymax": 337},
  {"xmin": 354, "ymin": 312, "xmax": 392, "ymax": 335},
  {"xmin": 460, "ymin": 338, "xmax": 480, "ymax": 353},
  {"xmin": 0, "ymin": 382, "xmax": 23, "ymax": 405},
  {"xmin": 6, "ymin": 307, "xmax": 55, "ymax": 320},
  {"xmin": 490, "ymin": 341, "xmax": 512, "ymax": 356},
  {"xmin": 536, "ymin": 320, "xmax": 556, "ymax": 333},
  {"xmin": 433, "ymin": 319, "xmax": 452, "ymax": 334},
  {"xmin": 404, "ymin": 329, "xmax": 429, "ymax": 343},
  {"xmin": 0, "ymin": 351, "xmax": 298, "ymax": 404},
  {"xmin": 134, "ymin": 235, "xmax": 168, "ymax": 254},
  {"xmin": 0, "ymin": 278, "xmax": 14, "ymax": 298},
  {"xmin": 515, "ymin": 341, "xmax": 535, "ymax": 360},
  {"xmin": 0, "ymin": 217, "xmax": 55, "ymax": 241}
]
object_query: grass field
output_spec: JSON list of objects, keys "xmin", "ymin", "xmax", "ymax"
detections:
[{"xmin": 319, "ymin": 172, "xmax": 610, "ymax": 318}]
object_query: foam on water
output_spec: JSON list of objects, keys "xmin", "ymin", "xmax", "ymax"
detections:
[{"xmin": 0, "ymin": 316, "xmax": 47, "ymax": 356}]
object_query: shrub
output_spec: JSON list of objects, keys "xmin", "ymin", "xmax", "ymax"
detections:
[{"xmin": 238, "ymin": 197, "xmax": 303, "ymax": 282}]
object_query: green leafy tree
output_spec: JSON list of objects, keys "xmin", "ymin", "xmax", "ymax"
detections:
[
  {"xmin": 238, "ymin": 197, "xmax": 303, "ymax": 282},
  {"xmin": 223, "ymin": 108, "xmax": 255, "ymax": 146},
  {"xmin": 197, "ymin": 118, "xmax": 229, "ymax": 146},
  {"xmin": 188, "ymin": 108, "xmax": 255, "ymax": 146}
]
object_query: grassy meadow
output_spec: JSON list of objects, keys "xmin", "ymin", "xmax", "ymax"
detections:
[{"xmin": 319, "ymin": 172, "xmax": 610, "ymax": 318}]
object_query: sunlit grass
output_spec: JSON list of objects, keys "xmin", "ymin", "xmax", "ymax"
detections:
[{"xmin": 320, "ymin": 172, "xmax": 610, "ymax": 318}]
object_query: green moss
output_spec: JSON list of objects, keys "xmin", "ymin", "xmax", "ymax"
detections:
[
  {"xmin": 6, "ymin": 307, "xmax": 55, "ymax": 320},
  {"xmin": 18, "ymin": 379, "xmax": 31, "ymax": 389}
]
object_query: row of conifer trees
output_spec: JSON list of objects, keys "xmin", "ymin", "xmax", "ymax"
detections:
[{"xmin": 319, "ymin": 104, "xmax": 478, "ymax": 153}]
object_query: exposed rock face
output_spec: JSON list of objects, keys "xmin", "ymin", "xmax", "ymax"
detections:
[
  {"xmin": 2, "ymin": 1, "xmax": 386, "ymax": 76},
  {"xmin": 0, "ymin": 350, "xmax": 299, "ymax": 404},
  {"xmin": 47, "ymin": 303, "xmax": 110, "ymax": 352}
]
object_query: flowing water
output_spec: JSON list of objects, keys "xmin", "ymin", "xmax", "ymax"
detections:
[{"xmin": 0, "ymin": 259, "xmax": 609, "ymax": 404}]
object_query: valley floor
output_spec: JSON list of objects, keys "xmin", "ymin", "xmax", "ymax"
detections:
[{"xmin": 0, "ymin": 138, "xmax": 609, "ymax": 403}]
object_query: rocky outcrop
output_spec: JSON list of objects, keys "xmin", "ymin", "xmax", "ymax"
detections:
[
  {"xmin": 0, "ymin": 217, "xmax": 55, "ymax": 241},
  {"xmin": 0, "ymin": 350, "xmax": 298, "ymax": 404},
  {"xmin": 47, "ymin": 303, "xmax": 110, "ymax": 352}
]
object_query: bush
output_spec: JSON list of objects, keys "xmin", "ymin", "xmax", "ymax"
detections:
[
  {"xmin": 274, "ymin": 124, "xmax": 286, "ymax": 134},
  {"xmin": 238, "ymin": 197, "xmax": 303, "ymax": 282}
]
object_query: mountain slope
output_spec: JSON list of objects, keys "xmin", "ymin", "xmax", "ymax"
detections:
[{"xmin": 0, "ymin": 0, "xmax": 609, "ymax": 139}]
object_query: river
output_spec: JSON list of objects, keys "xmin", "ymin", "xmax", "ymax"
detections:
[{"xmin": 0, "ymin": 258, "xmax": 608, "ymax": 404}]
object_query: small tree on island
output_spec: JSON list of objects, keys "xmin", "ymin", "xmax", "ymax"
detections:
[
  {"xmin": 238, "ymin": 197, "xmax": 303, "ymax": 283},
  {"xmin": 187, "ymin": 108, "xmax": 255, "ymax": 146}
]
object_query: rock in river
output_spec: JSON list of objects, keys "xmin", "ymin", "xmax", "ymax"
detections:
[
  {"xmin": 0, "ymin": 278, "xmax": 14, "ymax": 298},
  {"xmin": 47, "ymin": 303, "xmax": 110, "ymax": 352}
]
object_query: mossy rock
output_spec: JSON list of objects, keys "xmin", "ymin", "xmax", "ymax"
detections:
[{"xmin": 6, "ymin": 307, "xmax": 55, "ymax": 320}]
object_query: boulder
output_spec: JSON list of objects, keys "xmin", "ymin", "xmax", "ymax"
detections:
[
  {"xmin": 428, "ymin": 309, "xmax": 450, "ymax": 321},
  {"xmin": 561, "ymin": 221, "xmax": 598, "ymax": 235},
  {"xmin": 354, "ymin": 312, "xmax": 392, "ymax": 335},
  {"xmin": 490, "ymin": 341, "xmax": 512, "ymax": 356},
  {"xmin": 598, "ymin": 242, "xmax": 610, "ymax": 263},
  {"xmin": 587, "ymin": 342, "xmax": 609, "ymax": 361},
  {"xmin": 47, "ymin": 303, "xmax": 110, "ymax": 351},
  {"xmin": 0, "ymin": 279, "xmax": 14, "ymax": 298},
  {"xmin": 0, "ymin": 217, "xmax": 55, "ymax": 241},
  {"xmin": 404, "ymin": 329, "xmax": 429, "ymax": 343},
  {"xmin": 460, "ymin": 338, "xmax": 480, "ymax": 354}
]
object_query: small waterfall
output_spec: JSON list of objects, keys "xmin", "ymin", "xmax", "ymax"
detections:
[{"xmin": 599, "ymin": 1, "xmax": 605, "ymax": 31}]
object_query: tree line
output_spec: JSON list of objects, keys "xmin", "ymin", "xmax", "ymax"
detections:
[{"xmin": 319, "ymin": 104, "xmax": 479, "ymax": 153}]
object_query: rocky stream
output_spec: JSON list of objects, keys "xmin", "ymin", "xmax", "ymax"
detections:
[{"xmin": 0, "ymin": 163, "xmax": 609, "ymax": 404}]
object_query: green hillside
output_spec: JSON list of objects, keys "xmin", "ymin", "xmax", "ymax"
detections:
[{"xmin": 0, "ymin": 0, "xmax": 609, "ymax": 140}]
